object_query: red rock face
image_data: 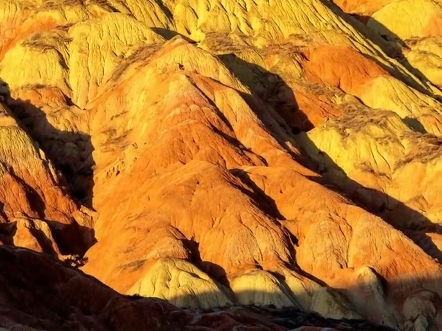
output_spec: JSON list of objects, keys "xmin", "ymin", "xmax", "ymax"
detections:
[
  {"xmin": 1, "ymin": 0, "xmax": 442, "ymax": 330},
  {"xmin": 331, "ymin": 0, "xmax": 395, "ymax": 16}
]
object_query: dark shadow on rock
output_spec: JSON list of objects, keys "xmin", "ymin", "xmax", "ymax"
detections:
[
  {"xmin": 0, "ymin": 221, "xmax": 16, "ymax": 246},
  {"xmin": 0, "ymin": 27, "xmax": 440, "ymax": 331},
  {"xmin": 214, "ymin": 53, "xmax": 317, "ymax": 173},
  {"xmin": 0, "ymin": 201, "xmax": 9, "ymax": 221},
  {"xmin": 298, "ymin": 133, "xmax": 442, "ymax": 262},
  {"xmin": 198, "ymin": 260, "xmax": 232, "ymax": 289},
  {"xmin": 12, "ymin": 245, "xmax": 442, "ymax": 331},
  {"xmin": 0, "ymin": 79, "xmax": 96, "ymax": 256},
  {"xmin": 322, "ymin": 1, "xmax": 400, "ymax": 57},
  {"xmin": 190, "ymin": 302, "xmax": 400, "ymax": 331},
  {"xmin": 151, "ymin": 27, "xmax": 197, "ymax": 43},
  {"xmin": 0, "ymin": 217, "xmax": 94, "ymax": 256},
  {"xmin": 230, "ymin": 168, "xmax": 286, "ymax": 221},
  {"xmin": 205, "ymin": 11, "xmax": 441, "ymax": 140},
  {"xmin": 321, "ymin": 0, "xmax": 442, "ymax": 103},
  {"xmin": 217, "ymin": 53, "xmax": 314, "ymax": 133},
  {"xmin": 182, "ymin": 238, "xmax": 232, "ymax": 289},
  {"xmin": 403, "ymin": 116, "xmax": 428, "ymax": 134},
  {"xmin": 45, "ymin": 219, "xmax": 95, "ymax": 256},
  {"xmin": 0, "ymin": 80, "xmax": 95, "ymax": 208},
  {"xmin": 129, "ymin": 273, "xmax": 442, "ymax": 331},
  {"xmin": 348, "ymin": 13, "xmax": 372, "ymax": 25},
  {"xmin": 195, "ymin": 50, "xmax": 442, "ymax": 264},
  {"xmin": 364, "ymin": 18, "xmax": 436, "ymax": 88},
  {"xmin": 154, "ymin": 0, "xmax": 174, "ymax": 22}
]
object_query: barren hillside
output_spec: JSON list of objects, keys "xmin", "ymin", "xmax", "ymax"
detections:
[{"xmin": 1, "ymin": 0, "xmax": 442, "ymax": 330}]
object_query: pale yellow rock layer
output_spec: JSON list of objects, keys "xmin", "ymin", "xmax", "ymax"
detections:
[{"xmin": 2, "ymin": 1, "xmax": 442, "ymax": 330}]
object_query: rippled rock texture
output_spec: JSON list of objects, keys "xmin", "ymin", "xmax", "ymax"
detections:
[{"xmin": 2, "ymin": 1, "xmax": 442, "ymax": 330}]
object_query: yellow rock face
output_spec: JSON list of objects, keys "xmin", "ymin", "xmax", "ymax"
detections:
[
  {"xmin": 2, "ymin": 1, "xmax": 442, "ymax": 331},
  {"xmin": 368, "ymin": 0, "xmax": 442, "ymax": 40},
  {"xmin": 127, "ymin": 258, "xmax": 233, "ymax": 309}
]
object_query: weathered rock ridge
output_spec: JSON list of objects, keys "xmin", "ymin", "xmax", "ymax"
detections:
[{"xmin": 1, "ymin": 0, "xmax": 442, "ymax": 330}]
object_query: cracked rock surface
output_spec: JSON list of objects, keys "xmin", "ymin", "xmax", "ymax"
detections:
[{"xmin": 1, "ymin": 0, "xmax": 442, "ymax": 330}]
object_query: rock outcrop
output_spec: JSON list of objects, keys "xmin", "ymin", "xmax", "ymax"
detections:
[
  {"xmin": 1, "ymin": 0, "xmax": 442, "ymax": 330},
  {"xmin": 0, "ymin": 245, "xmax": 399, "ymax": 331}
]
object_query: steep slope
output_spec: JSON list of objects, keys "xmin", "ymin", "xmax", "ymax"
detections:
[
  {"xmin": 337, "ymin": 0, "xmax": 442, "ymax": 90},
  {"xmin": 331, "ymin": 0, "xmax": 394, "ymax": 17},
  {"xmin": 0, "ymin": 97, "xmax": 94, "ymax": 257},
  {"xmin": 368, "ymin": 0, "xmax": 442, "ymax": 40},
  {"xmin": 1, "ymin": 1, "xmax": 442, "ymax": 331}
]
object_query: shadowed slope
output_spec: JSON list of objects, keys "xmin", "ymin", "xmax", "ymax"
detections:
[
  {"xmin": 0, "ymin": 245, "xmax": 399, "ymax": 331},
  {"xmin": 1, "ymin": 1, "xmax": 442, "ymax": 331}
]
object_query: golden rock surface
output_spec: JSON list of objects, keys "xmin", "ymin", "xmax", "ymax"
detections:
[{"xmin": 1, "ymin": 1, "xmax": 442, "ymax": 330}]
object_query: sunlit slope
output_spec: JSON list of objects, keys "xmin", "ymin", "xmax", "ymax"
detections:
[
  {"xmin": 1, "ymin": 12, "xmax": 165, "ymax": 108},
  {"xmin": 404, "ymin": 37, "xmax": 442, "ymax": 87},
  {"xmin": 364, "ymin": 0, "xmax": 442, "ymax": 91},
  {"xmin": 1, "ymin": 0, "xmax": 440, "ymax": 106},
  {"xmin": 80, "ymin": 37, "xmax": 442, "ymax": 330},
  {"xmin": 1, "ymin": 1, "xmax": 442, "ymax": 331},
  {"xmin": 331, "ymin": 0, "xmax": 394, "ymax": 16},
  {"xmin": 368, "ymin": 0, "xmax": 442, "ymax": 40},
  {"xmin": 296, "ymin": 108, "xmax": 442, "ymax": 229},
  {"xmin": 0, "ymin": 0, "xmax": 173, "ymax": 59}
]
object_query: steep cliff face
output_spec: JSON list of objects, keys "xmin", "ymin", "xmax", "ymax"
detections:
[{"xmin": 1, "ymin": 0, "xmax": 442, "ymax": 330}]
